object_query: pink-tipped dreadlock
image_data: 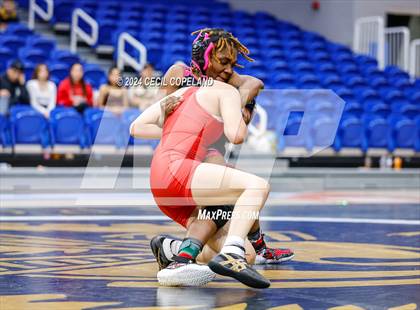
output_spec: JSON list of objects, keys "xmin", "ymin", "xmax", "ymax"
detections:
[{"xmin": 189, "ymin": 28, "xmax": 253, "ymax": 79}]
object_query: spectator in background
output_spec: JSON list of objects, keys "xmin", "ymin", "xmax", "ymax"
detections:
[
  {"xmin": 0, "ymin": 59, "xmax": 29, "ymax": 115},
  {"xmin": 97, "ymin": 66, "xmax": 128, "ymax": 116},
  {"xmin": 57, "ymin": 63, "xmax": 93, "ymax": 114},
  {"xmin": 128, "ymin": 63, "xmax": 159, "ymax": 111},
  {"xmin": 0, "ymin": 0, "xmax": 19, "ymax": 31},
  {"xmin": 26, "ymin": 64, "xmax": 56, "ymax": 119}
]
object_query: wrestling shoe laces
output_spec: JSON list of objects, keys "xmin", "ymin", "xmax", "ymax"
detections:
[
  {"xmin": 208, "ymin": 252, "xmax": 270, "ymax": 289},
  {"xmin": 252, "ymin": 234, "xmax": 294, "ymax": 261},
  {"xmin": 166, "ymin": 255, "xmax": 195, "ymax": 269}
]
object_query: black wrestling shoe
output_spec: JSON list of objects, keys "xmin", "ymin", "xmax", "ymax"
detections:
[
  {"xmin": 150, "ymin": 235, "xmax": 172, "ymax": 270},
  {"xmin": 208, "ymin": 253, "xmax": 270, "ymax": 289}
]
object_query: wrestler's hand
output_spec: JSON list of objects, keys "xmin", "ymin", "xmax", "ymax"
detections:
[
  {"xmin": 160, "ymin": 95, "xmax": 183, "ymax": 119},
  {"xmin": 242, "ymin": 108, "xmax": 253, "ymax": 125}
]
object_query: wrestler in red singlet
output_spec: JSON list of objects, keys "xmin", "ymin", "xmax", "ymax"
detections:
[{"xmin": 150, "ymin": 87, "xmax": 223, "ymax": 227}]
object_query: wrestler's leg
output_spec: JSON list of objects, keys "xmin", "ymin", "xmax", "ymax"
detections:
[
  {"xmin": 190, "ymin": 163, "xmax": 270, "ymax": 239},
  {"xmin": 196, "ymin": 220, "xmax": 256, "ymax": 265},
  {"xmin": 190, "ymin": 162, "xmax": 270, "ymax": 288}
]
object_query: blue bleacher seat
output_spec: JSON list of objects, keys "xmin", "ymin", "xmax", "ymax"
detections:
[
  {"xmin": 384, "ymin": 90, "xmax": 409, "ymax": 106},
  {"xmin": 84, "ymin": 67, "xmax": 107, "ymax": 90},
  {"xmin": 339, "ymin": 63, "xmax": 359, "ymax": 75},
  {"xmin": 96, "ymin": 11, "xmax": 119, "ymax": 20},
  {"xmin": 363, "ymin": 67, "xmax": 384, "ymax": 79},
  {"xmin": 343, "ymin": 76, "xmax": 364, "ymax": 90},
  {"xmin": 366, "ymin": 102, "xmax": 391, "ymax": 117},
  {"xmin": 5, "ymin": 24, "xmax": 33, "ymax": 37},
  {"xmin": 297, "ymin": 74, "xmax": 320, "ymax": 89},
  {"xmin": 385, "ymin": 65, "xmax": 410, "ymax": 80},
  {"xmin": 276, "ymin": 112, "xmax": 309, "ymax": 151},
  {"xmin": 161, "ymin": 52, "xmax": 189, "ymax": 71},
  {"xmin": 292, "ymin": 61, "xmax": 314, "ymax": 73},
  {"xmin": 270, "ymin": 60, "xmax": 288, "ymax": 72},
  {"xmin": 369, "ymin": 76, "xmax": 388, "ymax": 88},
  {"xmin": 287, "ymin": 50, "xmax": 307, "ymax": 61},
  {"xmin": 392, "ymin": 103, "xmax": 419, "ymax": 119},
  {"xmin": 97, "ymin": 22, "xmax": 118, "ymax": 46},
  {"xmin": 19, "ymin": 48, "xmax": 48, "ymax": 65},
  {"xmin": 343, "ymin": 100, "xmax": 363, "ymax": 116},
  {"xmin": 389, "ymin": 116, "xmax": 418, "ymax": 150},
  {"xmin": 355, "ymin": 55, "xmax": 378, "ymax": 67},
  {"xmin": 49, "ymin": 107, "xmax": 89, "ymax": 148},
  {"xmin": 9, "ymin": 105, "xmax": 50, "ymax": 148},
  {"xmin": 311, "ymin": 117, "xmax": 337, "ymax": 149},
  {"xmin": 52, "ymin": 1, "xmax": 74, "ymax": 24},
  {"xmin": 0, "ymin": 114, "xmax": 10, "ymax": 148},
  {"xmin": 52, "ymin": 50, "xmax": 80, "ymax": 67},
  {"xmin": 121, "ymin": 108, "xmax": 158, "ymax": 148},
  {"xmin": 393, "ymin": 78, "xmax": 411, "ymax": 90},
  {"xmin": 0, "ymin": 35, "xmax": 26, "ymax": 51},
  {"xmin": 408, "ymin": 90, "xmax": 420, "ymax": 104},
  {"xmin": 364, "ymin": 115, "xmax": 391, "ymax": 150},
  {"xmin": 84, "ymin": 108, "xmax": 124, "ymax": 147},
  {"xmin": 49, "ymin": 63, "xmax": 70, "ymax": 84},
  {"xmin": 119, "ymin": 9, "xmax": 138, "ymax": 20},
  {"xmin": 416, "ymin": 116, "xmax": 420, "ymax": 152},
  {"xmin": 23, "ymin": 62, "xmax": 36, "ymax": 81},
  {"xmin": 0, "ymin": 47, "xmax": 13, "ymax": 72},
  {"xmin": 334, "ymin": 116, "xmax": 366, "ymax": 152},
  {"xmin": 273, "ymin": 73, "xmax": 295, "ymax": 88},
  {"xmin": 121, "ymin": 108, "xmax": 141, "ymax": 146},
  {"xmin": 25, "ymin": 37, "xmax": 56, "ymax": 55},
  {"xmin": 310, "ymin": 51, "xmax": 330, "ymax": 62},
  {"xmin": 320, "ymin": 74, "xmax": 341, "ymax": 88}
]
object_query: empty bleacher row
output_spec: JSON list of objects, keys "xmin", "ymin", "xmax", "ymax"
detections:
[
  {"xmin": 7, "ymin": 0, "xmax": 420, "ymax": 153},
  {"xmin": 0, "ymin": 23, "xmax": 107, "ymax": 88}
]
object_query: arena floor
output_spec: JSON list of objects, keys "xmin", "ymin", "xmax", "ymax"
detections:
[{"xmin": 0, "ymin": 168, "xmax": 419, "ymax": 309}]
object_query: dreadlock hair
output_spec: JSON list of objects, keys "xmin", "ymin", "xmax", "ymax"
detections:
[{"xmin": 189, "ymin": 28, "xmax": 253, "ymax": 79}]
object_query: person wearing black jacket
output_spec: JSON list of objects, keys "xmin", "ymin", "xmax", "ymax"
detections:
[{"xmin": 0, "ymin": 60, "xmax": 29, "ymax": 115}]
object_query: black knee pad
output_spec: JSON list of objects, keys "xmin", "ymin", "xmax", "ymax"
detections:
[{"xmin": 201, "ymin": 205, "xmax": 234, "ymax": 229}]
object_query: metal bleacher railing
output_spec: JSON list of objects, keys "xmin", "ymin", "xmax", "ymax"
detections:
[
  {"xmin": 70, "ymin": 8, "xmax": 98, "ymax": 54},
  {"xmin": 117, "ymin": 32, "xmax": 147, "ymax": 72},
  {"xmin": 354, "ymin": 16, "xmax": 419, "ymax": 79},
  {"xmin": 385, "ymin": 27, "xmax": 410, "ymax": 72},
  {"xmin": 409, "ymin": 39, "xmax": 420, "ymax": 79},
  {"xmin": 28, "ymin": 0, "xmax": 53, "ymax": 30},
  {"xmin": 353, "ymin": 16, "xmax": 385, "ymax": 70}
]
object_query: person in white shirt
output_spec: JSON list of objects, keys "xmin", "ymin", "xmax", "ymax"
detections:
[{"xmin": 26, "ymin": 64, "xmax": 56, "ymax": 118}]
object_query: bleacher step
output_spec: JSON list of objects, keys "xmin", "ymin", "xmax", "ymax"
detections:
[{"xmin": 18, "ymin": 7, "xmax": 113, "ymax": 74}]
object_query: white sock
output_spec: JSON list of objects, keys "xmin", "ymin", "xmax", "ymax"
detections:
[
  {"xmin": 162, "ymin": 238, "xmax": 179, "ymax": 260},
  {"xmin": 170, "ymin": 239, "xmax": 181, "ymax": 255},
  {"xmin": 221, "ymin": 235, "xmax": 245, "ymax": 258}
]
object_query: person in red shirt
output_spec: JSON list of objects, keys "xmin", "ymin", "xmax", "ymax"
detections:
[{"xmin": 57, "ymin": 63, "xmax": 93, "ymax": 113}]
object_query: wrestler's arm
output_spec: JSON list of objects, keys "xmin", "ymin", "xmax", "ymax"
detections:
[
  {"xmin": 129, "ymin": 100, "xmax": 163, "ymax": 139},
  {"xmin": 129, "ymin": 86, "xmax": 186, "ymax": 139},
  {"xmin": 130, "ymin": 64, "xmax": 186, "ymax": 139},
  {"xmin": 227, "ymin": 72, "xmax": 264, "ymax": 106},
  {"xmin": 218, "ymin": 82, "xmax": 248, "ymax": 145}
]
